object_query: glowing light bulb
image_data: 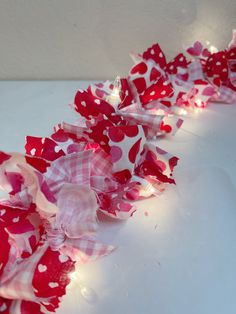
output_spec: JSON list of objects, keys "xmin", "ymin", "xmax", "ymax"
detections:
[
  {"xmin": 195, "ymin": 98, "xmax": 202, "ymax": 108},
  {"xmin": 112, "ymin": 76, "xmax": 121, "ymax": 96},
  {"xmin": 209, "ymin": 45, "xmax": 218, "ymax": 53},
  {"xmin": 140, "ymin": 182, "xmax": 155, "ymax": 197},
  {"xmin": 69, "ymin": 270, "xmax": 79, "ymax": 282},
  {"xmin": 106, "ymin": 76, "xmax": 121, "ymax": 109},
  {"xmin": 179, "ymin": 108, "xmax": 187, "ymax": 115},
  {"xmin": 172, "ymin": 106, "xmax": 188, "ymax": 116},
  {"xmin": 205, "ymin": 40, "xmax": 218, "ymax": 54},
  {"xmin": 68, "ymin": 270, "xmax": 97, "ymax": 303}
]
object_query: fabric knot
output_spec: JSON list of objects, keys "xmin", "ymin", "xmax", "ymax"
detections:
[{"xmin": 47, "ymin": 228, "xmax": 66, "ymax": 250}]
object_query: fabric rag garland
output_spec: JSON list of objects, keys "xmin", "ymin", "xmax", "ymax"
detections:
[{"xmin": 0, "ymin": 30, "xmax": 236, "ymax": 313}]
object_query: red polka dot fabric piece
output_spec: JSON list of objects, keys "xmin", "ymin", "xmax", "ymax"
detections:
[
  {"xmin": 25, "ymin": 136, "xmax": 65, "ymax": 162},
  {"xmin": 107, "ymin": 125, "xmax": 145, "ymax": 173},
  {"xmin": 142, "ymin": 43, "xmax": 167, "ymax": 69},
  {"xmin": 74, "ymin": 88, "xmax": 115, "ymax": 120},
  {"xmin": 186, "ymin": 40, "xmax": 236, "ymax": 104}
]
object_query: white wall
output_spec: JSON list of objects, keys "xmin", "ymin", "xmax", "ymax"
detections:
[{"xmin": 0, "ymin": 0, "xmax": 235, "ymax": 80}]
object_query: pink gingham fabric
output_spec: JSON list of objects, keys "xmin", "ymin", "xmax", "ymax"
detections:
[
  {"xmin": 45, "ymin": 150, "xmax": 92, "ymax": 195},
  {"xmin": 213, "ymin": 85, "xmax": 236, "ymax": 103},
  {"xmin": 188, "ymin": 59, "xmax": 205, "ymax": 81},
  {"xmin": 62, "ymin": 237, "xmax": 115, "ymax": 263}
]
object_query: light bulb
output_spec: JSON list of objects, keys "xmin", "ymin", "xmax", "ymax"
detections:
[
  {"xmin": 195, "ymin": 98, "xmax": 202, "ymax": 108},
  {"xmin": 205, "ymin": 40, "xmax": 218, "ymax": 54},
  {"xmin": 112, "ymin": 76, "xmax": 121, "ymax": 96},
  {"xmin": 209, "ymin": 45, "xmax": 218, "ymax": 53},
  {"xmin": 179, "ymin": 108, "xmax": 187, "ymax": 115},
  {"xmin": 106, "ymin": 76, "xmax": 121, "ymax": 109},
  {"xmin": 69, "ymin": 270, "xmax": 79, "ymax": 282},
  {"xmin": 172, "ymin": 106, "xmax": 188, "ymax": 116},
  {"xmin": 140, "ymin": 182, "xmax": 155, "ymax": 197}
]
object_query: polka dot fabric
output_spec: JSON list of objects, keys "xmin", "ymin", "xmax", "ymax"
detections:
[{"xmin": 108, "ymin": 125, "xmax": 145, "ymax": 173}]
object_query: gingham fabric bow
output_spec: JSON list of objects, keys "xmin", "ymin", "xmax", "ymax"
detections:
[{"xmin": 0, "ymin": 152, "xmax": 114, "ymax": 313}]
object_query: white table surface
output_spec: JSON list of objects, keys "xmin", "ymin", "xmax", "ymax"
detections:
[{"xmin": 1, "ymin": 81, "xmax": 236, "ymax": 314}]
